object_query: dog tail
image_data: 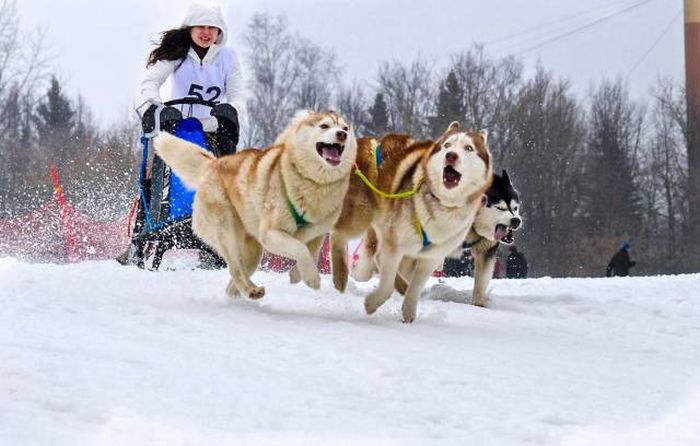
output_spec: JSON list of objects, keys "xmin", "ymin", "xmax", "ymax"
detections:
[{"xmin": 153, "ymin": 132, "xmax": 215, "ymax": 189}]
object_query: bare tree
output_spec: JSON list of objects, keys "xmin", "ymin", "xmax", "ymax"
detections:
[
  {"xmin": 636, "ymin": 78, "xmax": 689, "ymax": 272},
  {"xmin": 336, "ymin": 80, "xmax": 369, "ymax": 136},
  {"xmin": 376, "ymin": 57, "xmax": 434, "ymax": 138},
  {"xmin": 0, "ymin": 0, "xmax": 50, "ymax": 217},
  {"xmin": 242, "ymin": 13, "xmax": 341, "ymax": 147},
  {"xmin": 449, "ymin": 45, "xmax": 523, "ymax": 164},
  {"xmin": 509, "ymin": 68, "xmax": 588, "ymax": 276},
  {"xmin": 242, "ymin": 13, "xmax": 300, "ymax": 147},
  {"xmin": 293, "ymin": 37, "xmax": 339, "ymax": 111}
]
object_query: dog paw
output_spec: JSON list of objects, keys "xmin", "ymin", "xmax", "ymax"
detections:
[
  {"xmin": 248, "ymin": 286, "xmax": 266, "ymax": 300},
  {"xmin": 289, "ymin": 265, "xmax": 301, "ymax": 284},
  {"xmin": 333, "ymin": 274, "xmax": 348, "ymax": 293},
  {"xmin": 364, "ymin": 292, "xmax": 384, "ymax": 315},
  {"xmin": 472, "ymin": 296, "xmax": 488, "ymax": 307},
  {"xmin": 304, "ymin": 272, "xmax": 321, "ymax": 290},
  {"xmin": 351, "ymin": 266, "xmax": 372, "ymax": 282},
  {"xmin": 402, "ymin": 302, "xmax": 417, "ymax": 323}
]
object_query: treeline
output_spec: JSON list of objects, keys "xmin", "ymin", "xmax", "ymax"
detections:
[
  {"xmin": 0, "ymin": 1, "xmax": 140, "ymax": 221},
  {"xmin": 242, "ymin": 14, "xmax": 689, "ymax": 276},
  {"xmin": 0, "ymin": 4, "xmax": 690, "ymax": 276}
]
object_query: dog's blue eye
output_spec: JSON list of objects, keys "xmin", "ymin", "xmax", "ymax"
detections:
[
  {"xmin": 465, "ymin": 145, "xmax": 474, "ymax": 152},
  {"xmin": 444, "ymin": 142, "xmax": 451, "ymax": 148}
]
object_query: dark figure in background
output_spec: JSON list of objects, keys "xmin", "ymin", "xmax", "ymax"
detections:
[
  {"xmin": 442, "ymin": 242, "xmax": 474, "ymax": 277},
  {"xmin": 606, "ymin": 241, "xmax": 636, "ymax": 277},
  {"xmin": 506, "ymin": 246, "xmax": 528, "ymax": 278}
]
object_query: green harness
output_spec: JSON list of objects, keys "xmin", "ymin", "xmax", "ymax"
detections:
[{"xmin": 287, "ymin": 197, "xmax": 309, "ymax": 228}]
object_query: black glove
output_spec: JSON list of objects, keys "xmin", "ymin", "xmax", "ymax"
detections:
[{"xmin": 210, "ymin": 103, "xmax": 240, "ymax": 156}]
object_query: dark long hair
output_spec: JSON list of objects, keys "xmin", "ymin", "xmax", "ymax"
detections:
[{"xmin": 147, "ymin": 27, "xmax": 191, "ymax": 67}]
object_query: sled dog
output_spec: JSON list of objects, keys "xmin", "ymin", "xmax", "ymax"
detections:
[
  {"xmin": 352, "ymin": 122, "xmax": 493, "ymax": 322},
  {"xmin": 394, "ymin": 170, "xmax": 522, "ymax": 307},
  {"xmin": 300, "ymin": 133, "xmax": 417, "ymax": 293},
  {"xmin": 154, "ymin": 111, "xmax": 357, "ymax": 299},
  {"xmin": 287, "ymin": 133, "xmax": 417, "ymax": 290},
  {"xmin": 464, "ymin": 169, "xmax": 522, "ymax": 306}
]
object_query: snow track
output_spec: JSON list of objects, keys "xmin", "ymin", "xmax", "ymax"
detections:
[{"xmin": 1, "ymin": 258, "xmax": 699, "ymax": 445}]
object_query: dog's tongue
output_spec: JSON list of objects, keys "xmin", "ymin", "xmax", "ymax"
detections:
[
  {"xmin": 322, "ymin": 146, "xmax": 341, "ymax": 166},
  {"xmin": 494, "ymin": 225, "xmax": 508, "ymax": 241}
]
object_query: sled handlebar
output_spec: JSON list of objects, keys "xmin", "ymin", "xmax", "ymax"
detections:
[{"xmin": 163, "ymin": 97, "xmax": 219, "ymax": 108}]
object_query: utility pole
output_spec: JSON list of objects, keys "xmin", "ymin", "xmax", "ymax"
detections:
[{"xmin": 685, "ymin": 0, "xmax": 700, "ymax": 270}]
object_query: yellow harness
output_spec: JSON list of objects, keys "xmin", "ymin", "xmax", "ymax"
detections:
[
  {"xmin": 352, "ymin": 139, "xmax": 424, "ymax": 199},
  {"xmin": 354, "ymin": 139, "xmax": 431, "ymax": 247}
]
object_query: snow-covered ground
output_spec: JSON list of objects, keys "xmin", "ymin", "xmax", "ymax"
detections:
[{"xmin": 2, "ymin": 256, "xmax": 700, "ymax": 446}]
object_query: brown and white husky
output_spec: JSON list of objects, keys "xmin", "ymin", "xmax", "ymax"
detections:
[
  {"xmin": 154, "ymin": 111, "xmax": 358, "ymax": 299},
  {"xmin": 350, "ymin": 122, "xmax": 493, "ymax": 322}
]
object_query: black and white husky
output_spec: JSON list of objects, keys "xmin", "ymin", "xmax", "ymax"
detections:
[{"xmin": 466, "ymin": 169, "xmax": 522, "ymax": 306}]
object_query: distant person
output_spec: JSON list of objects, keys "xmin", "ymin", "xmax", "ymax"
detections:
[
  {"xmin": 506, "ymin": 245, "xmax": 528, "ymax": 279},
  {"xmin": 442, "ymin": 242, "xmax": 473, "ymax": 277},
  {"xmin": 606, "ymin": 241, "xmax": 636, "ymax": 277}
]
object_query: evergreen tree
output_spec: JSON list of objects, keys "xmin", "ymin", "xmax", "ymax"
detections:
[
  {"xmin": 34, "ymin": 76, "xmax": 76, "ymax": 168},
  {"xmin": 366, "ymin": 92, "xmax": 389, "ymax": 135},
  {"xmin": 582, "ymin": 80, "xmax": 643, "ymax": 239},
  {"xmin": 1, "ymin": 87, "xmax": 23, "ymax": 143},
  {"xmin": 430, "ymin": 70, "xmax": 465, "ymax": 135}
]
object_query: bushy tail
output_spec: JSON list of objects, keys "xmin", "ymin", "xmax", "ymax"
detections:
[{"xmin": 153, "ymin": 132, "xmax": 215, "ymax": 189}]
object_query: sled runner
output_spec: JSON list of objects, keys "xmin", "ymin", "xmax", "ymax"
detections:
[{"xmin": 118, "ymin": 97, "xmax": 239, "ymax": 270}]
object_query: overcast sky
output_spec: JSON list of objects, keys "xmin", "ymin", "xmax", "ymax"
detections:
[{"xmin": 17, "ymin": 0, "xmax": 685, "ymax": 126}]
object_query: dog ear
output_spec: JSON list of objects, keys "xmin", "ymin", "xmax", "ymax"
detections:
[
  {"xmin": 479, "ymin": 129, "xmax": 488, "ymax": 144},
  {"xmin": 447, "ymin": 121, "xmax": 460, "ymax": 131},
  {"xmin": 502, "ymin": 169, "xmax": 511, "ymax": 184},
  {"xmin": 292, "ymin": 109, "xmax": 314, "ymax": 120}
]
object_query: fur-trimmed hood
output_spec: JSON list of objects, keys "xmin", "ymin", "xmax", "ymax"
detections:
[{"xmin": 181, "ymin": 2, "xmax": 227, "ymax": 45}]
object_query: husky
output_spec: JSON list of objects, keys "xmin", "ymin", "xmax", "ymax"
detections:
[
  {"xmin": 392, "ymin": 170, "xmax": 522, "ymax": 307},
  {"xmin": 351, "ymin": 122, "xmax": 493, "ymax": 322},
  {"xmin": 287, "ymin": 133, "xmax": 414, "ymax": 291},
  {"xmin": 465, "ymin": 169, "xmax": 522, "ymax": 306},
  {"xmin": 154, "ymin": 111, "xmax": 358, "ymax": 299}
]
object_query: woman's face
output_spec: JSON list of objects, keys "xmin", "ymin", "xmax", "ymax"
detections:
[{"xmin": 190, "ymin": 26, "xmax": 219, "ymax": 48}]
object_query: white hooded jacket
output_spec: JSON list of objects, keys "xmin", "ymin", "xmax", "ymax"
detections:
[{"xmin": 140, "ymin": 2, "xmax": 244, "ymax": 119}]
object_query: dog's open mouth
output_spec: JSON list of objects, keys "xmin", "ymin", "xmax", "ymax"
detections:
[
  {"xmin": 443, "ymin": 165, "xmax": 461, "ymax": 189},
  {"xmin": 316, "ymin": 142, "xmax": 344, "ymax": 166},
  {"xmin": 502, "ymin": 228, "xmax": 515, "ymax": 244},
  {"xmin": 495, "ymin": 224, "xmax": 515, "ymax": 244}
]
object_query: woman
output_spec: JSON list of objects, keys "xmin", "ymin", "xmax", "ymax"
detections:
[
  {"xmin": 141, "ymin": 1, "xmax": 242, "ymax": 153},
  {"xmin": 118, "ymin": 2, "xmax": 241, "ymax": 268}
]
